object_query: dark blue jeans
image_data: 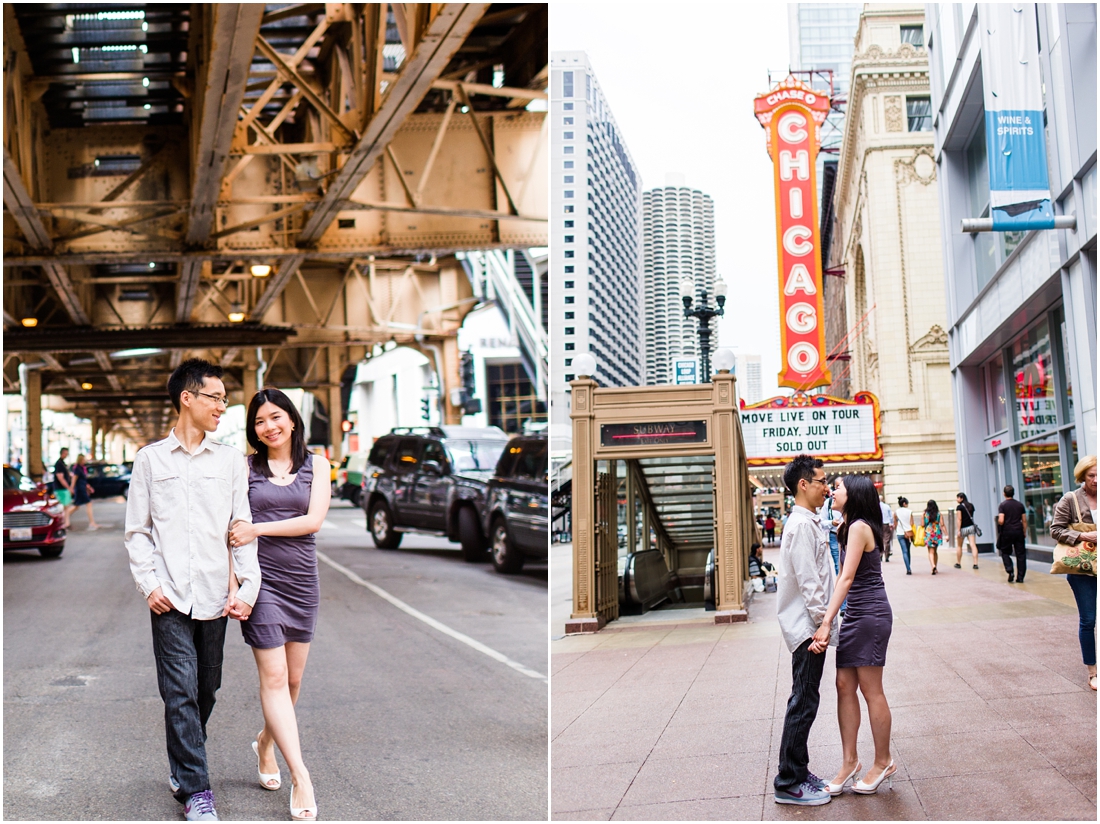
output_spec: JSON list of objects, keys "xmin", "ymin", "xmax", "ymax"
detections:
[
  {"xmin": 774, "ymin": 637, "xmax": 827, "ymax": 792},
  {"xmin": 1066, "ymin": 573, "xmax": 1097, "ymax": 667},
  {"xmin": 897, "ymin": 534, "xmax": 912, "ymax": 572},
  {"xmin": 150, "ymin": 609, "xmax": 228, "ymax": 803}
]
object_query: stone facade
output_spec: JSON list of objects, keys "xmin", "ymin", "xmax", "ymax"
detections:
[{"xmin": 833, "ymin": 6, "xmax": 959, "ymax": 512}]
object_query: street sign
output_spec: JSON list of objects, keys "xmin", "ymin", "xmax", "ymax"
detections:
[
  {"xmin": 673, "ymin": 359, "xmax": 698, "ymax": 385},
  {"xmin": 739, "ymin": 391, "xmax": 881, "ymax": 465},
  {"xmin": 600, "ymin": 420, "xmax": 708, "ymax": 448}
]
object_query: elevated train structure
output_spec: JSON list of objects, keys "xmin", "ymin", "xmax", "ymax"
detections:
[{"xmin": 3, "ymin": 2, "xmax": 547, "ymax": 471}]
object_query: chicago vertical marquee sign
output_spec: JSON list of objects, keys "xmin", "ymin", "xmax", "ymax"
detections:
[{"xmin": 755, "ymin": 76, "xmax": 831, "ymax": 390}]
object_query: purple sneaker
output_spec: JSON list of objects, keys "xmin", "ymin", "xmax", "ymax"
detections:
[{"xmin": 184, "ymin": 789, "xmax": 219, "ymax": 821}]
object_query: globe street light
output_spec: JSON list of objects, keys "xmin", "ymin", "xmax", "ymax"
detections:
[{"xmin": 681, "ymin": 276, "xmax": 727, "ymax": 382}]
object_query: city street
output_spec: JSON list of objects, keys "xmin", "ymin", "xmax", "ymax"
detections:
[
  {"xmin": 4, "ymin": 499, "xmax": 548, "ymax": 821},
  {"xmin": 551, "ymin": 541, "xmax": 1097, "ymax": 820}
]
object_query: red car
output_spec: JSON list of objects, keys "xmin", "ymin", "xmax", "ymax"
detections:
[{"xmin": 3, "ymin": 465, "xmax": 66, "ymax": 558}]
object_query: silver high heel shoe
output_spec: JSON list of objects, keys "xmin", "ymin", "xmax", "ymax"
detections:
[
  {"xmin": 853, "ymin": 760, "xmax": 896, "ymax": 794},
  {"xmin": 825, "ymin": 761, "xmax": 861, "ymax": 795}
]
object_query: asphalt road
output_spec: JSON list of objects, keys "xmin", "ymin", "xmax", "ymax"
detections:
[{"xmin": 4, "ymin": 498, "xmax": 548, "ymax": 821}]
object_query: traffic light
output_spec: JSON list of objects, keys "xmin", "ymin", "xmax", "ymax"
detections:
[
  {"xmin": 459, "ymin": 350, "xmax": 481, "ymax": 414},
  {"xmin": 421, "ymin": 396, "xmax": 431, "ymax": 421}
]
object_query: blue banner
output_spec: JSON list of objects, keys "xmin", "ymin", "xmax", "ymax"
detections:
[{"xmin": 979, "ymin": 5, "xmax": 1055, "ymax": 231}]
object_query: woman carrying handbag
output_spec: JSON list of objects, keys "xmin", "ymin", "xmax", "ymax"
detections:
[{"xmin": 1050, "ymin": 455, "xmax": 1097, "ymax": 691}]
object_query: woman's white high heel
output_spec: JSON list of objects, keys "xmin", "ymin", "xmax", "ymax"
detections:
[
  {"xmin": 853, "ymin": 760, "xmax": 896, "ymax": 794},
  {"xmin": 252, "ymin": 737, "xmax": 282, "ymax": 790},
  {"xmin": 291, "ymin": 783, "xmax": 318, "ymax": 821},
  {"xmin": 825, "ymin": 761, "xmax": 862, "ymax": 795}
]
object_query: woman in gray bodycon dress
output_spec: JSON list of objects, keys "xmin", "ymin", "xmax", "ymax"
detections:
[
  {"xmin": 810, "ymin": 474, "xmax": 896, "ymax": 796},
  {"xmin": 229, "ymin": 388, "xmax": 330, "ymax": 821}
]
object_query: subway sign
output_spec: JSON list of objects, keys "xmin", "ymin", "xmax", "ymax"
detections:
[
  {"xmin": 754, "ymin": 76, "xmax": 832, "ymax": 390},
  {"xmin": 739, "ymin": 392, "xmax": 881, "ymax": 465},
  {"xmin": 600, "ymin": 420, "xmax": 708, "ymax": 447}
]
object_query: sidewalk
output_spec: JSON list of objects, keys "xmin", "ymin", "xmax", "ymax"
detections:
[{"xmin": 551, "ymin": 543, "xmax": 1097, "ymax": 820}]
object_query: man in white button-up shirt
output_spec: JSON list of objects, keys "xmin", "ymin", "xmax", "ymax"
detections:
[
  {"xmin": 773, "ymin": 454, "xmax": 837, "ymax": 807},
  {"xmin": 125, "ymin": 359, "xmax": 260, "ymax": 821}
]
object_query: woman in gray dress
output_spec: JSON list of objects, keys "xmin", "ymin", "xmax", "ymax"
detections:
[
  {"xmin": 229, "ymin": 388, "xmax": 329, "ymax": 820},
  {"xmin": 810, "ymin": 474, "xmax": 895, "ymax": 796}
]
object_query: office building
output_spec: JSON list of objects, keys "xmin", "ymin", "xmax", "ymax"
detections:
[
  {"xmin": 928, "ymin": 3, "xmax": 1096, "ymax": 558},
  {"xmin": 549, "ymin": 51, "xmax": 644, "ymax": 452},
  {"xmin": 735, "ymin": 353, "xmax": 763, "ymax": 405},
  {"xmin": 832, "ymin": 6, "xmax": 958, "ymax": 513},
  {"xmin": 642, "ymin": 179, "xmax": 716, "ymax": 385}
]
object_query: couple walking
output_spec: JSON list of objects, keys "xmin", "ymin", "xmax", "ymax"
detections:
[
  {"xmin": 773, "ymin": 455, "xmax": 895, "ymax": 806},
  {"xmin": 124, "ymin": 359, "xmax": 328, "ymax": 821}
]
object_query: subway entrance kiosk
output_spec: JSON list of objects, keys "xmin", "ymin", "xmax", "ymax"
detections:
[{"xmin": 566, "ymin": 364, "xmax": 757, "ymax": 633}]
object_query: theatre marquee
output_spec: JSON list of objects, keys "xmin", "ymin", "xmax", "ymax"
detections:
[{"xmin": 739, "ymin": 391, "xmax": 882, "ymax": 466}]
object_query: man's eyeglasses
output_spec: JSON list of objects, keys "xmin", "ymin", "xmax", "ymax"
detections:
[
  {"xmin": 808, "ymin": 477, "xmax": 830, "ymax": 487},
  {"xmin": 191, "ymin": 391, "xmax": 229, "ymax": 407}
]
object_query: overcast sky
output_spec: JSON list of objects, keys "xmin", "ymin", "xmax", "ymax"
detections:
[{"xmin": 550, "ymin": 2, "xmax": 792, "ymax": 398}]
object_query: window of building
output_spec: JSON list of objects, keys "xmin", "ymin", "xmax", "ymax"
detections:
[
  {"xmin": 564, "ymin": 250, "xmax": 574, "ymax": 258},
  {"xmin": 486, "ymin": 362, "xmax": 546, "ymax": 434},
  {"xmin": 564, "ymin": 280, "xmax": 574, "ymax": 288},
  {"xmin": 906, "ymin": 97, "xmax": 931, "ymax": 131},
  {"xmin": 564, "ymin": 160, "xmax": 574, "ymax": 169},
  {"xmin": 565, "ymin": 358, "xmax": 572, "ymax": 366},
  {"xmin": 563, "ymin": 131, "xmax": 574, "ymax": 139},
  {"xmin": 562, "ymin": 71, "xmax": 573, "ymax": 98},
  {"xmin": 564, "ymin": 235, "xmax": 574, "ymax": 243},
  {"xmin": 564, "ymin": 190, "xmax": 574, "ymax": 199},
  {"xmin": 985, "ymin": 352, "xmax": 1008, "ymax": 435},
  {"xmin": 900, "ymin": 24, "xmax": 924, "ymax": 46},
  {"xmin": 564, "ymin": 205, "xmax": 573, "ymax": 213},
  {"xmin": 564, "ymin": 327, "xmax": 574, "ymax": 335},
  {"xmin": 564, "ymin": 176, "xmax": 574, "ymax": 184},
  {"xmin": 565, "ymin": 342, "xmax": 575, "ymax": 350},
  {"xmin": 564, "ymin": 266, "xmax": 574, "ymax": 273},
  {"xmin": 563, "ymin": 102, "xmax": 573, "ymax": 111},
  {"xmin": 564, "ymin": 117, "xmax": 574, "ymax": 125},
  {"xmin": 564, "ymin": 312, "xmax": 574, "ymax": 319},
  {"xmin": 564, "ymin": 220, "xmax": 573, "ymax": 228},
  {"xmin": 565, "ymin": 296, "xmax": 574, "ymax": 304},
  {"xmin": 564, "ymin": 146, "xmax": 573, "ymax": 154},
  {"xmin": 565, "ymin": 374, "xmax": 575, "ymax": 382}
]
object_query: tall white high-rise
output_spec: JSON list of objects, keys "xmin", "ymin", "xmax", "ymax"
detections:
[
  {"xmin": 549, "ymin": 52, "xmax": 643, "ymax": 452},
  {"xmin": 735, "ymin": 353, "xmax": 763, "ymax": 405},
  {"xmin": 642, "ymin": 180, "xmax": 716, "ymax": 385}
]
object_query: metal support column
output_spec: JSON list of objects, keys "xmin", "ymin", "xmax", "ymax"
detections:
[
  {"xmin": 566, "ymin": 376, "xmax": 601, "ymax": 633},
  {"xmin": 327, "ymin": 346, "xmax": 344, "ymax": 465},
  {"xmin": 20, "ymin": 365, "xmax": 42, "ymax": 482}
]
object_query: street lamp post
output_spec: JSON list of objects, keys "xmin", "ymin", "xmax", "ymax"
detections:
[{"xmin": 680, "ymin": 276, "xmax": 727, "ymax": 381}]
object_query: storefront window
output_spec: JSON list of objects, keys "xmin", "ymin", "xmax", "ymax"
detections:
[
  {"xmin": 1061, "ymin": 317, "xmax": 1073, "ymax": 420},
  {"xmin": 1020, "ymin": 434, "xmax": 1062, "ymax": 547},
  {"xmin": 986, "ymin": 353, "xmax": 1008, "ymax": 434},
  {"xmin": 1011, "ymin": 318, "xmax": 1058, "ymax": 440}
]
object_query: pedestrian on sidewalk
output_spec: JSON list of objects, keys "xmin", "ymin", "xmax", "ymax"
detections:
[
  {"xmin": 996, "ymin": 486, "xmax": 1028, "ymax": 583},
  {"xmin": 893, "ymin": 497, "xmax": 913, "ymax": 574},
  {"xmin": 812, "ymin": 475, "xmax": 896, "ymax": 796},
  {"xmin": 71, "ymin": 453, "xmax": 100, "ymax": 530},
  {"xmin": 955, "ymin": 492, "xmax": 980, "ymax": 569},
  {"xmin": 764, "ymin": 514, "xmax": 776, "ymax": 546},
  {"xmin": 879, "ymin": 496, "xmax": 893, "ymax": 562},
  {"xmin": 227, "ymin": 388, "xmax": 330, "ymax": 821},
  {"xmin": 923, "ymin": 500, "xmax": 946, "ymax": 575},
  {"xmin": 1050, "ymin": 455, "xmax": 1097, "ymax": 691},
  {"xmin": 125, "ymin": 358, "xmax": 261, "ymax": 821},
  {"xmin": 773, "ymin": 454, "xmax": 836, "ymax": 807},
  {"xmin": 53, "ymin": 447, "xmax": 75, "ymax": 528}
]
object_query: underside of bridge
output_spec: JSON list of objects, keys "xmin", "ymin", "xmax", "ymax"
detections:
[{"xmin": 3, "ymin": 2, "xmax": 547, "ymax": 467}]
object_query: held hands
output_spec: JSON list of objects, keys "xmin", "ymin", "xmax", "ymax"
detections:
[
  {"xmin": 227, "ymin": 592, "xmax": 252, "ymax": 621},
  {"xmin": 147, "ymin": 586, "xmax": 173, "ymax": 615},
  {"xmin": 809, "ymin": 621, "xmax": 831, "ymax": 654},
  {"xmin": 229, "ymin": 519, "xmax": 261, "ymax": 548}
]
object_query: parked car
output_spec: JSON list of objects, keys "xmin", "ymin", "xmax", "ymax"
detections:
[
  {"xmin": 359, "ymin": 426, "xmax": 511, "ymax": 560},
  {"xmin": 483, "ymin": 434, "xmax": 548, "ymax": 573},
  {"xmin": 3, "ymin": 465, "xmax": 66, "ymax": 558},
  {"xmin": 336, "ymin": 453, "xmax": 370, "ymax": 505},
  {"xmin": 85, "ymin": 462, "xmax": 131, "ymax": 499}
]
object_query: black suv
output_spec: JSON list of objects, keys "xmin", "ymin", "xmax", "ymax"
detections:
[
  {"xmin": 483, "ymin": 434, "xmax": 548, "ymax": 573},
  {"xmin": 359, "ymin": 426, "xmax": 511, "ymax": 559}
]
